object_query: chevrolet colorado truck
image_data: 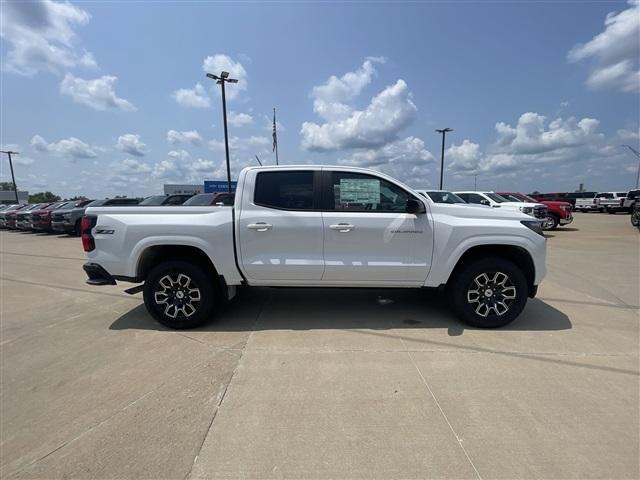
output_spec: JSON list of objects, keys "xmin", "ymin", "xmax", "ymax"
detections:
[{"xmin": 82, "ymin": 166, "xmax": 546, "ymax": 329}]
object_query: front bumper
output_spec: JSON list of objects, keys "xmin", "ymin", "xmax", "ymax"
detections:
[
  {"xmin": 83, "ymin": 262, "xmax": 117, "ymax": 286},
  {"xmin": 51, "ymin": 220, "xmax": 74, "ymax": 233},
  {"xmin": 559, "ymin": 214, "xmax": 573, "ymax": 225}
]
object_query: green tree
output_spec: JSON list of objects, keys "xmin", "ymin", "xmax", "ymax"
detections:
[
  {"xmin": 29, "ymin": 192, "xmax": 60, "ymax": 203},
  {"xmin": 0, "ymin": 182, "xmax": 15, "ymax": 191}
]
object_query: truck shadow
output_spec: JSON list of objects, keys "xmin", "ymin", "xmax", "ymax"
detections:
[{"xmin": 110, "ymin": 287, "xmax": 572, "ymax": 336}]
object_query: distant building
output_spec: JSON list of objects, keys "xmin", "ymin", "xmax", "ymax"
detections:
[
  {"xmin": 163, "ymin": 184, "xmax": 203, "ymax": 195},
  {"xmin": 0, "ymin": 190, "xmax": 29, "ymax": 205}
]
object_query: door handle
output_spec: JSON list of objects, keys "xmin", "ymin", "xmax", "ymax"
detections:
[
  {"xmin": 330, "ymin": 223, "xmax": 354, "ymax": 232},
  {"xmin": 247, "ymin": 222, "xmax": 272, "ymax": 232}
]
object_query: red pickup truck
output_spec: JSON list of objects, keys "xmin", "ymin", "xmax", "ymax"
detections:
[{"xmin": 498, "ymin": 192, "xmax": 573, "ymax": 230}]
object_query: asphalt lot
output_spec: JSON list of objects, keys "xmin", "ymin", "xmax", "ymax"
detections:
[{"xmin": 1, "ymin": 213, "xmax": 638, "ymax": 479}]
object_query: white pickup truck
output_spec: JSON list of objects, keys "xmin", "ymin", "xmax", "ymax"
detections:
[{"xmin": 82, "ymin": 166, "xmax": 546, "ymax": 329}]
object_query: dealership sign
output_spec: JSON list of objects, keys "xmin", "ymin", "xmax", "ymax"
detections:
[{"xmin": 204, "ymin": 180, "xmax": 237, "ymax": 193}]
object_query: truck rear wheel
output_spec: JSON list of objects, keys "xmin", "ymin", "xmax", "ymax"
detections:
[
  {"xmin": 448, "ymin": 257, "xmax": 528, "ymax": 328},
  {"xmin": 143, "ymin": 260, "xmax": 215, "ymax": 329}
]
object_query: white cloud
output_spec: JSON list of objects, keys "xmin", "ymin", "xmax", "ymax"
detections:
[
  {"xmin": 60, "ymin": 74, "xmax": 135, "ymax": 111},
  {"xmin": 202, "ymin": 54, "xmax": 248, "ymax": 99},
  {"xmin": 172, "ymin": 83, "xmax": 211, "ymax": 108},
  {"xmin": 167, "ymin": 130, "xmax": 202, "ymax": 146},
  {"xmin": 447, "ymin": 112, "xmax": 609, "ymax": 177},
  {"xmin": 568, "ymin": 1, "xmax": 640, "ymax": 92},
  {"xmin": 228, "ymin": 111, "xmax": 253, "ymax": 127},
  {"xmin": 113, "ymin": 158, "xmax": 152, "ymax": 175},
  {"xmin": 311, "ymin": 57, "xmax": 385, "ymax": 121},
  {"xmin": 301, "ymin": 79, "xmax": 417, "ymax": 151},
  {"xmin": 168, "ymin": 149, "xmax": 191, "ymax": 160},
  {"xmin": 116, "ymin": 134, "xmax": 147, "ymax": 156},
  {"xmin": 337, "ymin": 136, "xmax": 435, "ymax": 188},
  {"xmin": 30, "ymin": 134, "xmax": 98, "ymax": 159},
  {"xmin": 0, "ymin": 0, "xmax": 96, "ymax": 75}
]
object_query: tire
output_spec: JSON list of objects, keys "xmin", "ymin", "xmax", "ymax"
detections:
[
  {"xmin": 541, "ymin": 214, "xmax": 559, "ymax": 231},
  {"xmin": 448, "ymin": 257, "xmax": 528, "ymax": 328},
  {"xmin": 143, "ymin": 259, "xmax": 216, "ymax": 329},
  {"xmin": 607, "ymin": 208, "xmax": 615, "ymax": 214},
  {"xmin": 631, "ymin": 212, "xmax": 640, "ymax": 228}
]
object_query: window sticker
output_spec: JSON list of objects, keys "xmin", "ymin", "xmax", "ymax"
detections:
[{"xmin": 339, "ymin": 178, "xmax": 380, "ymax": 205}]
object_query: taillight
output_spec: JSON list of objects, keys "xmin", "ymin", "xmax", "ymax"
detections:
[{"xmin": 81, "ymin": 215, "xmax": 97, "ymax": 252}]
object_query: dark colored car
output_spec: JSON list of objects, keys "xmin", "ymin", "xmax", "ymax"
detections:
[
  {"xmin": 139, "ymin": 194, "xmax": 194, "ymax": 206},
  {"xmin": 51, "ymin": 199, "xmax": 95, "ymax": 235},
  {"xmin": 182, "ymin": 192, "xmax": 235, "ymax": 206},
  {"xmin": 0, "ymin": 204, "xmax": 25, "ymax": 228},
  {"xmin": 85, "ymin": 198, "xmax": 141, "ymax": 207},
  {"xmin": 30, "ymin": 201, "xmax": 73, "ymax": 232}
]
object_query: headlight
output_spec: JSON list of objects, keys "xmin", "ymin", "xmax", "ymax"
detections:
[
  {"xmin": 520, "ymin": 206, "xmax": 533, "ymax": 215},
  {"xmin": 63, "ymin": 213, "xmax": 72, "ymax": 219},
  {"xmin": 521, "ymin": 220, "xmax": 544, "ymax": 236}
]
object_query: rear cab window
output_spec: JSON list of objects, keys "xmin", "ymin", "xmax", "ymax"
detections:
[{"xmin": 254, "ymin": 171, "xmax": 315, "ymax": 210}]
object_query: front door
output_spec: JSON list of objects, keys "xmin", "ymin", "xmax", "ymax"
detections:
[
  {"xmin": 238, "ymin": 169, "xmax": 324, "ymax": 281},
  {"xmin": 321, "ymin": 170, "xmax": 433, "ymax": 284}
]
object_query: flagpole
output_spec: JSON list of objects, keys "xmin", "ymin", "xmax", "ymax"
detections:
[{"xmin": 273, "ymin": 107, "xmax": 279, "ymax": 165}]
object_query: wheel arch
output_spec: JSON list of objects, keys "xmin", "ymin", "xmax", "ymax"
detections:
[
  {"xmin": 136, "ymin": 244, "xmax": 224, "ymax": 291},
  {"xmin": 448, "ymin": 244, "xmax": 536, "ymax": 297}
]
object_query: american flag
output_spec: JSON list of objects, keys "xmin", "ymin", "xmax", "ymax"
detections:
[{"xmin": 272, "ymin": 108, "xmax": 278, "ymax": 152}]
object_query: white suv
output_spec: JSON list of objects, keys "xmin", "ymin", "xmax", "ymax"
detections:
[{"xmin": 455, "ymin": 191, "xmax": 548, "ymax": 221}]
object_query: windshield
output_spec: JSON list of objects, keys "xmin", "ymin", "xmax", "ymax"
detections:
[
  {"xmin": 86, "ymin": 199, "xmax": 108, "ymax": 207},
  {"xmin": 139, "ymin": 195, "xmax": 168, "ymax": 206},
  {"xmin": 486, "ymin": 193, "xmax": 509, "ymax": 203},
  {"xmin": 424, "ymin": 191, "xmax": 466, "ymax": 204},
  {"xmin": 183, "ymin": 194, "xmax": 214, "ymax": 206}
]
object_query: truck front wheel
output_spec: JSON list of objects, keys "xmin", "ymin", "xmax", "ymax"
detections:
[
  {"xmin": 448, "ymin": 257, "xmax": 528, "ymax": 328},
  {"xmin": 143, "ymin": 260, "xmax": 215, "ymax": 329}
]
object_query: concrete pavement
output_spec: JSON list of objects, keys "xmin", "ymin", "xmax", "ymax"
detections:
[{"xmin": 1, "ymin": 213, "xmax": 638, "ymax": 479}]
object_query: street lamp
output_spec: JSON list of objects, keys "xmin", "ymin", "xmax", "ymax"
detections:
[
  {"xmin": 0, "ymin": 150, "xmax": 20, "ymax": 203},
  {"xmin": 621, "ymin": 145, "xmax": 640, "ymax": 189},
  {"xmin": 435, "ymin": 128, "xmax": 453, "ymax": 189},
  {"xmin": 206, "ymin": 71, "xmax": 238, "ymax": 193}
]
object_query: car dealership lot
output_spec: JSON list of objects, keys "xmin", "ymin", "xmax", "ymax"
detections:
[{"xmin": 1, "ymin": 214, "xmax": 638, "ymax": 479}]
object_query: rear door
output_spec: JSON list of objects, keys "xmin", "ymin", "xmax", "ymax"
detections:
[
  {"xmin": 238, "ymin": 169, "xmax": 324, "ymax": 281},
  {"xmin": 320, "ymin": 170, "xmax": 432, "ymax": 284}
]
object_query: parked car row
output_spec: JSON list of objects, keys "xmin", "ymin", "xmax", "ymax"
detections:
[
  {"xmin": 531, "ymin": 190, "xmax": 640, "ymax": 214},
  {"xmin": 0, "ymin": 192, "xmax": 237, "ymax": 234},
  {"xmin": 419, "ymin": 190, "xmax": 570, "ymax": 231}
]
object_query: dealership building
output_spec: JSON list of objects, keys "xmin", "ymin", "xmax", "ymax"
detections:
[{"xmin": 0, "ymin": 190, "xmax": 29, "ymax": 205}]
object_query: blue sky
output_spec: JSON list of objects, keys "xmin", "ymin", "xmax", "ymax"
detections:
[{"xmin": 1, "ymin": 0, "xmax": 639, "ymax": 198}]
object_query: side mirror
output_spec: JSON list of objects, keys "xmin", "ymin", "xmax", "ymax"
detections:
[
  {"xmin": 480, "ymin": 199, "xmax": 490, "ymax": 206},
  {"xmin": 406, "ymin": 198, "xmax": 426, "ymax": 214}
]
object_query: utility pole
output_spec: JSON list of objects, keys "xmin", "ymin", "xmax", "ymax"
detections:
[
  {"xmin": 272, "ymin": 108, "xmax": 279, "ymax": 165},
  {"xmin": 0, "ymin": 150, "xmax": 20, "ymax": 203},
  {"xmin": 435, "ymin": 128, "xmax": 453, "ymax": 189},
  {"xmin": 621, "ymin": 145, "xmax": 640, "ymax": 189},
  {"xmin": 206, "ymin": 71, "xmax": 238, "ymax": 193},
  {"xmin": 473, "ymin": 174, "xmax": 478, "ymax": 190}
]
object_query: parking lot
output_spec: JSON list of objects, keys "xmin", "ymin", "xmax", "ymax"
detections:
[{"xmin": 1, "ymin": 213, "xmax": 638, "ymax": 479}]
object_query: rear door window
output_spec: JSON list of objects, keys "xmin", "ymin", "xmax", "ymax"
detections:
[{"xmin": 254, "ymin": 171, "xmax": 315, "ymax": 210}]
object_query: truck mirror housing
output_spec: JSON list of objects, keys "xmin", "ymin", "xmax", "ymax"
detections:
[{"xmin": 406, "ymin": 198, "xmax": 426, "ymax": 214}]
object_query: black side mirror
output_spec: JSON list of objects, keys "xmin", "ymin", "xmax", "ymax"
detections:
[
  {"xmin": 480, "ymin": 199, "xmax": 490, "ymax": 206},
  {"xmin": 406, "ymin": 198, "xmax": 426, "ymax": 214}
]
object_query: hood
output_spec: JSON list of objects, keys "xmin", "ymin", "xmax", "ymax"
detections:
[
  {"xmin": 497, "ymin": 201, "xmax": 542, "ymax": 208},
  {"xmin": 540, "ymin": 200, "xmax": 571, "ymax": 207},
  {"xmin": 430, "ymin": 203, "xmax": 531, "ymax": 221}
]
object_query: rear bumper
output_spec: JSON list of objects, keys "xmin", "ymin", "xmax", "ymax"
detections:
[
  {"xmin": 83, "ymin": 262, "xmax": 117, "ymax": 286},
  {"xmin": 51, "ymin": 221, "xmax": 74, "ymax": 233}
]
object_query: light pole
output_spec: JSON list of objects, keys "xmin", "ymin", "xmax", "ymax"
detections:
[
  {"xmin": 435, "ymin": 128, "xmax": 453, "ymax": 189},
  {"xmin": 206, "ymin": 71, "xmax": 238, "ymax": 193},
  {"xmin": 473, "ymin": 173, "xmax": 478, "ymax": 190},
  {"xmin": 621, "ymin": 145, "xmax": 640, "ymax": 189},
  {"xmin": 0, "ymin": 150, "xmax": 20, "ymax": 203}
]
